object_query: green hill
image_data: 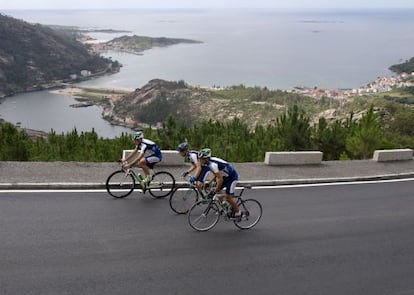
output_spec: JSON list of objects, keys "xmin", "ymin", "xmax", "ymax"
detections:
[
  {"xmin": 389, "ymin": 57, "xmax": 414, "ymax": 74},
  {"xmin": 110, "ymin": 79, "xmax": 337, "ymax": 128},
  {"xmin": 0, "ymin": 13, "xmax": 119, "ymax": 97}
]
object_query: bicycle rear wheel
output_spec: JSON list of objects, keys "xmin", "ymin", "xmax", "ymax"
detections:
[
  {"xmin": 169, "ymin": 186, "xmax": 199, "ymax": 214},
  {"xmin": 234, "ymin": 199, "xmax": 262, "ymax": 229},
  {"xmin": 106, "ymin": 170, "xmax": 135, "ymax": 198},
  {"xmin": 148, "ymin": 171, "xmax": 176, "ymax": 199},
  {"xmin": 188, "ymin": 200, "xmax": 220, "ymax": 232}
]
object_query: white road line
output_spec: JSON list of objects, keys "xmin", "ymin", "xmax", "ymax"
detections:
[
  {"xmin": 250, "ymin": 177, "xmax": 414, "ymax": 189},
  {"xmin": 1, "ymin": 178, "xmax": 414, "ymax": 193}
]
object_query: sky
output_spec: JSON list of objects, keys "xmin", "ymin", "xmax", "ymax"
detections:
[{"xmin": 1, "ymin": 0, "xmax": 414, "ymax": 10}]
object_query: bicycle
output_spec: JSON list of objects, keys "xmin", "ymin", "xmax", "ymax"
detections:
[
  {"xmin": 105, "ymin": 163, "xmax": 176, "ymax": 199},
  {"xmin": 169, "ymin": 176, "xmax": 215, "ymax": 214},
  {"xmin": 187, "ymin": 186, "xmax": 262, "ymax": 231}
]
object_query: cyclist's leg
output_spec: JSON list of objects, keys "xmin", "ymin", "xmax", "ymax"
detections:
[
  {"xmin": 141, "ymin": 156, "xmax": 160, "ymax": 181},
  {"xmin": 223, "ymin": 172, "xmax": 240, "ymax": 214}
]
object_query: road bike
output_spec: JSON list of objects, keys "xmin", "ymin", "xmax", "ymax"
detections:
[
  {"xmin": 169, "ymin": 176, "xmax": 216, "ymax": 214},
  {"xmin": 187, "ymin": 187, "xmax": 262, "ymax": 231},
  {"xmin": 106, "ymin": 164, "xmax": 175, "ymax": 199}
]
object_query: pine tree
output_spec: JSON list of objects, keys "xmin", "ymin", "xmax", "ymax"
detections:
[{"xmin": 346, "ymin": 106, "xmax": 385, "ymax": 159}]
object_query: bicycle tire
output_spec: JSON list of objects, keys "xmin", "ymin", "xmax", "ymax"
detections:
[
  {"xmin": 188, "ymin": 200, "xmax": 220, "ymax": 232},
  {"xmin": 234, "ymin": 199, "xmax": 262, "ymax": 229},
  {"xmin": 106, "ymin": 170, "xmax": 135, "ymax": 198},
  {"xmin": 148, "ymin": 171, "xmax": 176, "ymax": 199},
  {"xmin": 169, "ymin": 186, "xmax": 199, "ymax": 214}
]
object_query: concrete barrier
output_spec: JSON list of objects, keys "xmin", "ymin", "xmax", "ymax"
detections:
[
  {"xmin": 123, "ymin": 150, "xmax": 184, "ymax": 166},
  {"xmin": 373, "ymin": 149, "xmax": 413, "ymax": 162},
  {"xmin": 264, "ymin": 151, "xmax": 323, "ymax": 166}
]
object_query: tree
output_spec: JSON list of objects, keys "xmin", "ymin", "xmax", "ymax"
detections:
[
  {"xmin": 0, "ymin": 122, "xmax": 30, "ymax": 160},
  {"xmin": 346, "ymin": 106, "xmax": 386, "ymax": 159},
  {"xmin": 312, "ymin": 118, "xmax": 348, "ymax": 160},
  {"xmin": 275, "ymin": 105, "xmax": 312, "ymax": 151}
]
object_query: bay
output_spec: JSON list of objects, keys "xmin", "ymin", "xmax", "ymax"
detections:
[{"xmin": 0, "ymin": 91, "xmax": 132, "ymax": 138}]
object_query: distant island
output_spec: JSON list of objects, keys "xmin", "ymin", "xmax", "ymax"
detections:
[{"xmin": 90, "ymin": 35, "xmax": 203, "ymax": 55}]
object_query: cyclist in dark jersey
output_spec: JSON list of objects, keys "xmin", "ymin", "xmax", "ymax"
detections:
[
  {"xmin": 122, "ymin": 131, "xmax": 162, "ymax": 183},
  {"xmin": 198, "ymin": 148, "xmax": 241, "ymax": 218}
]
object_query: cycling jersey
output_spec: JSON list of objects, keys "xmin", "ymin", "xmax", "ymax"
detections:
[
  {"xmin": 207, "ymin": 157, "xmax": 236, "ymax": 178},
  {"xmin": 135, "ymin": 138, "xmax": 162, "ymax": 158},
  {"xmin": 186, "ymin": 150, "xmax": 199, "ymax": 164},
  {"xmin": 206, "ymin": 157, "xmax": 238, "ymax": 195},
  {"xmin": 185, "ymin": 150, "xmax": 210, "ymax": 182},
  {"xmin": 135, "ymin": 138, "xmax": 162, "ymax": 169}
]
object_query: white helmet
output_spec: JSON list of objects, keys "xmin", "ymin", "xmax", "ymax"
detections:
[
  {"xmin": 198, "ymin": 148, "xmax": 211, "ymax": 159},
  {"xmin": 132, "ymin": 131, "xmax": 144, "ymax": 140}
]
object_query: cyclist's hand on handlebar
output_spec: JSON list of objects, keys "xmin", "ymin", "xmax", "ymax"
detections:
[
  {"xmin": 181, "ymin": 171, "xmax": 189, "ymax": 177},
  {"xmin": 122, "ymin": 161, "xmax": 130, "ymax": 170}
]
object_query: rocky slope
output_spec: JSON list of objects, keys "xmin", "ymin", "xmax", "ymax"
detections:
[{"xmin": 109, "ymin": 79, "xmax": 331, "ymax": 129}]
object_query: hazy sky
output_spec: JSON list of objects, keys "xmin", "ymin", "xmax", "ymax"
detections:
[{"xmin": 1, "ymin": 0, "xmax": 414, "ymax": 10}]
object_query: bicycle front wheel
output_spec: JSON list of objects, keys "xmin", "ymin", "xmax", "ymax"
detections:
[
  {"xmin": 148, "ymin": 171, "xmax": 176, "ymax": 199},
  {"xmin": 169, "ymin": 186, "xmax": 199, "ymax": 214},
  {"xmin": 106, "ymin": 170, "xmax": 135, "ymax": 198},
  {"xmin": 234, "ymin": 199, "xmax": 262, "ymax": 229},
  {"xmin": 188, "ymin": 200, "xmax": 220, "ymax": 232}
]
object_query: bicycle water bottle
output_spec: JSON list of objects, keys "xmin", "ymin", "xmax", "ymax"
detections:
[
  {"xmin": 222, "ymin": 200, "xmax": 230, "ymax": 213},
  {"xmin": 137, "ymin": 173, "xmax": 144, "ymax": 182}
]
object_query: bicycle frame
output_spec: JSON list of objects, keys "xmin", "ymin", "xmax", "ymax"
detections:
[
  {"xmin": 209, "ymin": 187, "xmax": 247, "ymax": 218},
  {"xmin": 124, "ymin": 167, "xmax": 163, "ymax": 189}
]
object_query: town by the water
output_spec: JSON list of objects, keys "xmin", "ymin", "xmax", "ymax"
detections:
[{"xmin": 290, "ymin": 72, "xmax": 414, "ymax": 103}]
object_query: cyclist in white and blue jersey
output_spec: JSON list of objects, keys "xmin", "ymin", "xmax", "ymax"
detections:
[
  {"xmin": 177, "ymin": 142, "xmax": 210, "ymax": 188},
  {"xmin": 122, "ymin": 131, "xmax": 162, "ymax": 183},
  {"xmin": 198, "ymin": 148, "xmax": 241, "ymax": 218}
]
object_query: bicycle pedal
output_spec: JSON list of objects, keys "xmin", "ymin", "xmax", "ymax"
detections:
[{"xmin": 232, "ymin": 212, "xmax": 243, "ymax": 221}]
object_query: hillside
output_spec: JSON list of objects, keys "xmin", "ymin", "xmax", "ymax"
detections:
[
  {"xmin": 389, "ymin": 57, "xmax": 414, "ymax": 75},
  {"xmin": 109, "ymin": 79, "xmax": 339, "ymax": 128},
  {"xmin": 0, "ymin": 13, "xmax": 119, "ymax": 97}
]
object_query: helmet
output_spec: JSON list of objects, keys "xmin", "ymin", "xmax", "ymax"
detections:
[
  {"xmin": 198, "ymin": 148, "xmax": 211, "ymax": 159},
  {"xmin": 132, "ymin": 131, "xmax": 144, "ymax": 140},
  {"xmin": 177, "ymin": 142, "xmax": 189, "ymax": 152}
]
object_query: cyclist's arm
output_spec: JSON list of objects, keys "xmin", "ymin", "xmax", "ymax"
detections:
[
  {"xmin": 213, "ymin": 171, "xmax": 223, "ymax": 194},
  {"xmin": 191, "ymin": 161, "xmax": 202, "ymax": 178},
  {"xmin": 124, "ymin": 146, "xmax": 143, "ymax": 168},
  {"xmin": 129, "ymin": 150, "xmax": 145, "ymax": 167},
  {"xmin": 123, "ymin": 148, "xmax": 137, "ymax": 162}
]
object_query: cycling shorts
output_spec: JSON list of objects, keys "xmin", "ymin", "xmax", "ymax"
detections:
[{"xmin": 145, "ymin": 155, "xmax": 162, "ymax": 169}]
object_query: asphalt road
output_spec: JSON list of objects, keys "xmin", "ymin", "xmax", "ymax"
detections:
[{"xmin": 1, "ymin": 180, "xmax": 414, "ymax": 295}]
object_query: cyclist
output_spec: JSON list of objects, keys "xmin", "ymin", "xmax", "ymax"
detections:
[
  {"xmin": 177, "ymin": 142, "xmax": 210, "ymax": 189},
  {"xmin": 122, "ymin": 131, "xmax": 162, "ymax": 185},
  {"xmin": 198, "ymin": 148, "xmax": 241, "ymax": 219}
]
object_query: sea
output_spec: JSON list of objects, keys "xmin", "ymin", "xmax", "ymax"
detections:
[{"xmin": 1, "ymin": 8, "xmax": 414, "ymax": 138}]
